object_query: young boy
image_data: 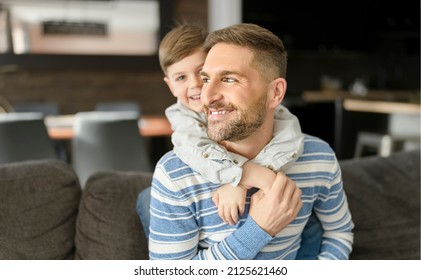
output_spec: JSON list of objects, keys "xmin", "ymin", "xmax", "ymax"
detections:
[{"xmin": 136, "ymin": 24, "xmax": 322, "ymax": 258}]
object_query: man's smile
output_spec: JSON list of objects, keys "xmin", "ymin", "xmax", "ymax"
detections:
[
  {"xmin": 209, "ymin": 109, "xmax": 231, "ymax": 115},
  {"xmin": 207, "ymin": 108, "xmax": 234, "ymax": 120}
]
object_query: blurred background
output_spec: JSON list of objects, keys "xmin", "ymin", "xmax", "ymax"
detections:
[{"xmin": 0, "ymin": 0, "xmax": 419, "ymax": 161}]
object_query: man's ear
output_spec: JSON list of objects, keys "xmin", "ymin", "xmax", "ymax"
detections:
[
  {"xmin": 164, "ymin": 76, "xmax": 177, "ymax": 98},
  {"xmin": 268, "ymin": 77, "xmax": 287, "ymax": 109}
]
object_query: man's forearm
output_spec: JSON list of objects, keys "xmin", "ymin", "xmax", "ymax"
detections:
[
  {"xmin": 149, "ymin": 211, "xmax": 272, "ymax": 260},
  {"xmin": 192, "ymin": 217, "xmax": 272, "ymax": 260}
]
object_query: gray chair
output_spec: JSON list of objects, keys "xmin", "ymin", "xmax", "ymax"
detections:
[
  {"xmin": 71, "ymin": 111, "xmax": 151, "ymax": 187},
  {"xmin": 12, "ymin": 101, "xmax": 67, "ymax": 161},
  {"xmin": 13, "ymin": 101, "xmax": 60, "ymax": 116},
  {"xmin": 354, "ymin": 114, "xmax": 420, "ymax": 158},
  {"xmin": 94, "ymin": 101, "xmax": 141, "ymax": 116},
  {"xmin": 0, "ymin": 112, "xmax": 58, "ymax": 164}
]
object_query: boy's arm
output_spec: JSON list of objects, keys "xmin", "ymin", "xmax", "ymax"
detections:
[
  {"xmin": 212, "ymin": 183, "xmax": 247, "ymax": 225},
  {"xmin": 240, "ymin": 161, "xmax": 276, "ymax": 193},
  {"xmin": 212, "ymin": 161, "xmax": 277, "ymax": 225}
]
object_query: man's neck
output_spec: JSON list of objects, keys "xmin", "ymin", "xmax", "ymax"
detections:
[{"xmin": 220, "ymin": 117, "xmax": 274, "ymax": 160}]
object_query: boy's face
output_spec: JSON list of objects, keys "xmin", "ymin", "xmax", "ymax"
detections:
[{"xmin": 164, "ymin": 50, "xmax": 206, "ymax": 113}]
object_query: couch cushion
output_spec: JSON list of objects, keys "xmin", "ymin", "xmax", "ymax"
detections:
[
  {"xmin": 340, "ymin": 150, "xmax": 420, "ymax": 259},
  {"xmin": 75, "ymin": 171, "xmax": 151, "ymax": 260},
  {"xmin": 0, "ymin": 159, "xmax": 81, "ymax": 259}
]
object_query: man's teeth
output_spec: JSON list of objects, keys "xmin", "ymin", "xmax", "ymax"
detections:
[{"xmin": 211, "ymin": 110, "xmax": 229, "ymax": 115}]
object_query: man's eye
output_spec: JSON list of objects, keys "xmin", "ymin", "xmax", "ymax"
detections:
[
  {"xmin": 202, "ymin": 77, "xmax": 210, "ymax": 83},
  {"xmin": 222, "ymin": 77, "xmax": 235, "ymax": 83}
]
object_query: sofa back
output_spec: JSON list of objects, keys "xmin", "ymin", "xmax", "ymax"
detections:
[
  {"xmin": 1, "ymin": 150, "xmax": 419, "ymax": 260},
  {"xmin": 74, "ymin": 171, "xmax": 150, "ymax": 259},
  {"xmin": 0, "ymin": 159, "xmax": 151, "ymax": 260}
]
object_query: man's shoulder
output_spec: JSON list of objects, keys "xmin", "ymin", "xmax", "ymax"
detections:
[
  {"xmin": 155, "ymin": 150, "xmax": 202, "ymax": 180},
  {"xmin": 156, "ymin": 150, "xmax": 190, "ymax": 171},
  {"xmin": 302, "ymin": 134, "xmax": 336, "ymax": 155},
  {"xmin": 294, "ymin": 134, "xmax": 340, "ymax": 177},
  {"xmin": 153, "ymin": 150, "xmax": 213, "ymax": 196}
]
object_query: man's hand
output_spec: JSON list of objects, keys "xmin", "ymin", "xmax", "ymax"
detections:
[{"xmin": 249, "ymin": 172, "xmax": 302, "ymax": 236}]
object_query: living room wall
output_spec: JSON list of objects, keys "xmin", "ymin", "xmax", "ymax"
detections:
[{"xmin": 0, "ymin": 0, "xmax": 208, "ymax": 115}]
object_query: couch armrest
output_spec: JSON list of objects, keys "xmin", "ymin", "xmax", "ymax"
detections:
[
  {"xmin": 0, "ymin": 159, "xmax": 81, "ymax": 260},
  {"xmin": 340, "ymin": 150, "xmax": 420, "ymax": 259}
]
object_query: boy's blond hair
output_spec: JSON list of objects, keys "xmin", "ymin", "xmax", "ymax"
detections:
[{"xmin": 159, "ymin": 24, "xmax": 208, "ymax": 75}]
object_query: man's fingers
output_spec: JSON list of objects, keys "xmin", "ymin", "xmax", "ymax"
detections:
[
  {"xmin": 284, "ymin": 187, "xmax": 303, "ymax": 224},
  {"xmin": 281, "ymin": 176, "xmax": 300, "ymax": 201},
  {"xmin": 291, "ymin": 187, "xmax": 303, "ymax": 217},
  {"xmin": 239, "ymin": 204, "xmax": 245, "ymax": 216},
  {"xmin": 269, "ymin": 172, "xmax": 289, "ymax": 196}
]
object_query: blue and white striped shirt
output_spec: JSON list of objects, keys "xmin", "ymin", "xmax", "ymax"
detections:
[{"xmin": 149, "ymin": 135, "xmax": 354, "ymax": 260}]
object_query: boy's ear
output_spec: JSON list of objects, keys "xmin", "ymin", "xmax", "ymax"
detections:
[
  {"xmin": 268, "ymin": 77, "xmax": 286, "ymax": 109},
  {"xmin": 163, "ymin": 76, "xmax": 177, "ymax": 98}
]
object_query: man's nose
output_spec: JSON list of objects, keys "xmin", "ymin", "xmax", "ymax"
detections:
[{"xmin": 201, "ymin": 81, "xmax": 222, "ymax": 105}]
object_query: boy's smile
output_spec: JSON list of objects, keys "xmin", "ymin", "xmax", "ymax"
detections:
[{"xmin": 164, "ymin": 50, "xmax": 207, "ymax": 113}]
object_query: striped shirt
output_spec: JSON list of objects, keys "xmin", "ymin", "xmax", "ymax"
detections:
[{"xmin": 149, "ymin": 135, "xmax": 354, "ymax": 260}]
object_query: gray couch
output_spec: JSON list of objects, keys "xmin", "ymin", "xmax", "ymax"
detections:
[{"xmin": 0, "ymin": 150, "xmax": 419, "ymax": 260}]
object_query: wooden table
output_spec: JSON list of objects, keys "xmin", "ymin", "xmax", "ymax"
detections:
[
  {"xmin": 343, "ymin": 99, "xmax": 421, "ymax": 115},
  {"xmin": 302, "ymin": 90, "xmax": 418, "ymax": 103},
  {"xmin": 301, "ymin": 90, "xmax": 420, "ymax": 158},
  {"xmin": 45, "ymin": 114, "xmax": 172, "ymax": 140}
]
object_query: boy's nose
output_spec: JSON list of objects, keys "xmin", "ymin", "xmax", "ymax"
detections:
[{"xmin": 190, "ymin": 75, "xmax": 203, "ymax": 89}]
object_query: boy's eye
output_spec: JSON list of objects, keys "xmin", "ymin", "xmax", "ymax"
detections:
[
  {"xmin": 175, "ymin": 75, "xmax": 186, "ymax": 81},
  {"xmin": 202, "ymin": 77, "xmax": 210, "ymax": 83}
]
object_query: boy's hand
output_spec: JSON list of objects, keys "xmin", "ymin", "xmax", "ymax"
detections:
[{"xmin": 212, "ymin": 184, "xmax": 247, "ymax": 225}]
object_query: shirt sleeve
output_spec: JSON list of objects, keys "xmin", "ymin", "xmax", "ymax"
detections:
[
  {"xmin": 315, "ymin": 159, "xmax": 355, "ymax": 260},
  {"xmin": 165, "ymin": 102, "xmax": 247, "ymax": 186}
]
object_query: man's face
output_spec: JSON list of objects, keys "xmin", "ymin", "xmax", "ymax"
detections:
[
  {"xmin": 164, "ymin": 50, "xmax": 207, "ymax": 113},
  {"xmin": 200, "ymin": 43, "xmax": 269, "ymax": 142}
]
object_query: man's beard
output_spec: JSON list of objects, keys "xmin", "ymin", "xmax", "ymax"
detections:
[{"xmin": 205, "ymin": 94, "xmax": 267, "ymax": 142}]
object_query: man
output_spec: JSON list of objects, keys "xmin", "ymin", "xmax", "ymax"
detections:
[{"xmin": 148, "ymin": 23, "xmax": 354, "ymax": 260}]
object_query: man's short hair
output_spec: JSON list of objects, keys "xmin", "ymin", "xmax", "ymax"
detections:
[{"xmin": 203, "ymin": 23, "xmax": 287, "ymax": 81}]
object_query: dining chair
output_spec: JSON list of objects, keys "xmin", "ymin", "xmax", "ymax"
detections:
[
  {"xmin": 71, "ymin": 111, "xmax": 152, "ymax": 187},
  {"xmin": 13, "ymin": 101, "xmax": 61, "ymax": 116},
  {"xmin": 12, "ymin": 101, "xmax": 67, "ymax": 161},
  {"xmin": 94, "ymin": 101, "xmax": 141, "ymax": 116},
  {"xmin": 0, "ymin": 112, "xmax": 58, "ymax": 164},
  {"xmin": 354, "ymin": 113, "xmax": 421, "ymax": 158}
]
